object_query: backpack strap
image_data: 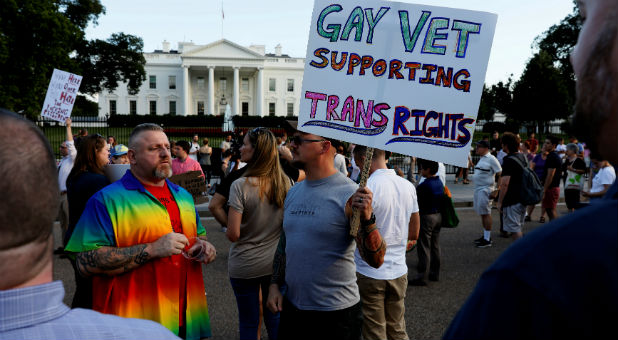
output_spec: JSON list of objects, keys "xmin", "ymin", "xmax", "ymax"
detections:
[{"xmin": 509, "ymin": 154, "xmax": 528, "ymax": 170}]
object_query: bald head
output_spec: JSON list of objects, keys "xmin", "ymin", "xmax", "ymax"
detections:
[{"xmin": 0, "ymin": 109, "xmax": 58, "ymax": 288}]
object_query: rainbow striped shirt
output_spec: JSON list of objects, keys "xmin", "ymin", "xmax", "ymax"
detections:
[{"xmin": 66, "ymin": 170, "xmax": 211, "ymax": 340}]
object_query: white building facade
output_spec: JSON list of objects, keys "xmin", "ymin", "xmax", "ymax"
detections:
[{"xmin": 97, "ymin": 39, "xmax": 305, "ymax": 117}]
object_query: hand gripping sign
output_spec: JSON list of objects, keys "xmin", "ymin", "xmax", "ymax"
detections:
[
  {"xmin": 299, "ymin": 0, "xmax": 497, "ymax": 168},
  {"xmin": 298, "ymin": 0, "xmax": 496, "ymax": 235}
]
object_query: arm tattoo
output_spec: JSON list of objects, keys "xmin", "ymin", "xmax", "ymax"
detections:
[
  {"xmin": 271, "ymin": 231, "xmax": 287, "ymax": 286},
  {"xmin": 76, "ymin": 244, "xmax": 150, "ymax": 277},
  {"xmin": 355, "ymin": 223, "xmax": 386, "ymax": 269}
]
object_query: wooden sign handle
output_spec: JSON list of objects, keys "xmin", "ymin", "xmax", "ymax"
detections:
[{"xmin": 350, "ymin": 146, "xmax": 374, "ymax": 237}]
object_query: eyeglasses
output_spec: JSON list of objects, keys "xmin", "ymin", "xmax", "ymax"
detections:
[{"xmin": 291, "ymin": 135, "xmax": 326, "ymax": 146}]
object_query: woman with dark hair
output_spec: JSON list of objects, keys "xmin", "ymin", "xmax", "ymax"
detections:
[
  {"xmin": 527, "ymin": 147, "xmax": 548, "ymax": 222},
  {"xmin": 226, "ymin": 127, "xmax": 291, "ymax": 340},
  {"xmin": 65, "ymin": 134, "xmax": 111, "ymax": 308},
  {"xmin": 199, "ymin": 138, "xmax": 213, "ymax": 186}
]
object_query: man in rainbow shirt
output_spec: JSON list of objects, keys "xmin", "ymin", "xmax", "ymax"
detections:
[{"xmin": 66, "ymin": 123, "xmax": 216, "ymax": 340}]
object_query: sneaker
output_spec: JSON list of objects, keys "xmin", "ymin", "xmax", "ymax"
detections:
[
  {"xmin": 475, "ymin": 238, "xmax": 493, "ymax": 248},
  {"xmin": 473, "ymin": 236, "xmax": 485, "ymax": 245},
  {"xmin": 428, "ymin": 273, "xmax": 439, "ymax": 282},
  {"xmin": 524, "ymin": 215, "xmax": 531, "ymax": 222},
  {"xmin": 221, "ymin": 227, "xmax": 227, "ymax": 233}
]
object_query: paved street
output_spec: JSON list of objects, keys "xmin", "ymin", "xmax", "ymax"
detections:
[{"xmin": 52, "ymin": 200, "xmax": 570, "ymax": 340}]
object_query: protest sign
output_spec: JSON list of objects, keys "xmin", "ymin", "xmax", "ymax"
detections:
[
  {"xmin": 169, "ymin": 171, "xmax": 208, "ymax": 205},
  {"xmin": 299, "ymin": 0, "xmax": 497, "ymax": 166},
  {"xmin": 41, "ymin": 69, "xmax": 82, "ymax": 122}
]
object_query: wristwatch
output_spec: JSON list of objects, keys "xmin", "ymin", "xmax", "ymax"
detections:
[{"xmin": 360, "ymin": 213, "xmax": 376, "ymax": 227}]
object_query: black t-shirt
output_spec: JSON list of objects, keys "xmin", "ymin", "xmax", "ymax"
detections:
[
  {"xmin": 544, "ymin": 151, "xmax": 563, "ymax": 188},
  {"xmin": 501, "ymin": 153, "xmax": 527, "ymax": 207}
]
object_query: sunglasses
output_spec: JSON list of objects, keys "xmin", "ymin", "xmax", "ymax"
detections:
[
  {"xmin": 249, "ymin": 127, "xmax": 269, "ymax": 135},
  {"xmin": 290, "ymin": 135, "xmax": 326, "ymax": 145}
]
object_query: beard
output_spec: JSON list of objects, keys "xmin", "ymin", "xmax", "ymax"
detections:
[
  {"xmin": 572, "ymin": 18, "xmax": 617, "ymax": 161},
  {"xmin": 153, "ymin": 163, "xmax": 172, "ymax": 179}
]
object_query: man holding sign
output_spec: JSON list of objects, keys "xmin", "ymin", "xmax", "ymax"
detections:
[
  {"xmin": 267, "ymin": 129, "xmax": 386, "ymax": 340},
  {"xmin": 299, "ymin": 0, "xmax": 497, "ymax": 168}
]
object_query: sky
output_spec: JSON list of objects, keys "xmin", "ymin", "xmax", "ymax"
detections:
[{"xmin": 85, "ymin": 0, "xmax": 576, "ymax": 86}]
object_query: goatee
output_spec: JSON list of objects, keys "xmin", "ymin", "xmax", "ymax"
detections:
[{"xmin": 154, "ymin": 164, "xmax": 172, "ymax": 179}]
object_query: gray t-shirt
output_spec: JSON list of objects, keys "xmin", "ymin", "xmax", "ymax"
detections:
[
  {"xmin": 228, "ymin": 177, "xmax": 283, "ymax": 279},
  {"xmin": 283, "ymin": 172, "xmax": 358, "ymax": 311}
]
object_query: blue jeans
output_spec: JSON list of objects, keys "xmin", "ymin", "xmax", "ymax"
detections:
[{"xmin": 230, "ymin": 276, "xmax": 280, "ymax": 340}]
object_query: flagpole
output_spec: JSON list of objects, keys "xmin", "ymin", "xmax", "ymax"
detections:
[{"xmin": 221, "ymin": 0, "xmax": 224, "ymax": 39}]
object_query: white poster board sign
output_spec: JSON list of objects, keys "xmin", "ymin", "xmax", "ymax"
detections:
[
  {"xmin": 299, "ymin": 0, "xmax": 497, "ymax": 166},
  {"xmin": 40, "ymin": 69, "xmax": 83, "ymax": 122}
]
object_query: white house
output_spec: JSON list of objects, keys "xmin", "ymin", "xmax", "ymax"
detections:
[{"xmin": 97, "ymin": 39, "xmax": 305, "ymax": 117}]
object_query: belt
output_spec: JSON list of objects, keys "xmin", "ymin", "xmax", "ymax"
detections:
[{"xmin": 60, "ymin": 191, "xmax": 67, "ymax": 196}]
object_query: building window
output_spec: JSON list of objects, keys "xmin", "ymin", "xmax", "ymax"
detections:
[
  {"xmin": 241, "ymin": 78, "xmax": 249, "ymax": 92},
  {"xmin": 287, "ymin": 103, "xmax": 294, "ymax": 116},
  {"xmin": 169, "ymin": 76, "xmax": 176, "ymax": 89},
  {"xmin": 220, "ymin": 78, "xmax": 227, "ymax": 92},
  {"xmin": 242, "ymin": 102, "xmax": 249, "ymax": 116},
  {"xmin": 129, "ymin": 100, "xmax": 137, "ymax": 115},
  {"xmin": 149, "ymin": 100, "xmax": 157, "ymax": 115},
  {"xmin": 269, "ymin": 102, "xmax": 276, "ymax": 116},
  {"xmin": 109, "ymin": 100, "xmax": 117, "ymax": 116},
  {"xmin": 269, "ymin": 78, "xmax": 276, "ymax": 92},
  {"xmin": 197, "ymin": 77, "xmax": 205, "ymax": 89},
  {"xmin": 287, "ymin": 79, "xmax": 294, "ymax": 92},
  {"xmin": 169, "ymin": 101, "xmax": 176, "ymax": 115},
  {"xmin": 149, "ymin": 75, "xmax": 156, "ymax": 89},
  {"xmin": 197, "ymin": 101, "xmax": 205, "ymax": 115}
]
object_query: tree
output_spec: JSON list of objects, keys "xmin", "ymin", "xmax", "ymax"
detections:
[
  {"xmin": 510, "ymin": 50, "xmax": 572, "ymax": 132},
  {"xmin": 534, "ymin": 1, "xmax": 581, "ymax": 104},
  {"xmin": 0, "ymin": 0, "xmax": 146, "ymax": 118},
  {"xmin": 478, "ymin": 78, "xmax": 513, "ymax": 121}
]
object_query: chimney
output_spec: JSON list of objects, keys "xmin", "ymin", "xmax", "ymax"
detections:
[
  {"xmin": 162, "ymin": 40, "xmax": 171, "ymax": 53},
  {"xmin": 249, "ymin": 44, "xmax": 265, "ymax": 55},
  {"xmin": 275, "ymin": 44, "xmax": 282, "ymax": 56}
]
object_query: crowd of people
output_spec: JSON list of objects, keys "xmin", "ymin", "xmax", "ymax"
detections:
[{"xmin": 1, "ymin": 0, "xmax": 616, "ymax": 339}]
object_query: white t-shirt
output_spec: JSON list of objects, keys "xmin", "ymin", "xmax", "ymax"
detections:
[
  {"xmin": 556, "ymin": 143, "xmax": 567, "ymax": 158},
  {"xmin": 57, "ymin": 140, "xmax": 77, "ymax": 192},
  {"xmin": 334, "ymin": 153, "xmax": 348, "ymax": 176},
  {"xmin": 355, "ymin": 169, "xmax": 419, "ymax": 280},
  {"xmin": 591, "ymin": 166, "xmax": 616, "ymax": 194},
  {"xmin": 189, "ymin": 142, "xmax": 200, "ymax": 161},
  {"xmin": 473, "ymin": 153, "xmax": 502, "ymax": 189}
]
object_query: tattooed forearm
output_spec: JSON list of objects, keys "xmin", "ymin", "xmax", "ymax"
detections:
[
  {"xmin": 355, "ymin": 223, "xmax": 386, "ymax": 269},
  {"xmin": 271, "ymin": 231, "xmax": 286, "ymax": 286},
  {"xmin": 76, "ymin": 244, "xmax": 150, "ymax": 277}
]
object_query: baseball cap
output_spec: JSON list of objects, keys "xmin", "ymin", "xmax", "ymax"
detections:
[
  {"xmin": 475, "ymin": 140, "xmax": 490, "ymax": 148},
  {"xmin": 111, "ymin": 144, "xmax": 128, "ymax": 157}
]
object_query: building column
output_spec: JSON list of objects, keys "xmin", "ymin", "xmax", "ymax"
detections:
[
  {"xmin": 208, "ymin": 66, "xmax": 215, "ymax": 115},
  {"xmin": 256, "ymin": 67, "xmax": 263, "ymax": 117},
  {"xmin": 233, "ymin": 66, "xmax": 240, "ymax": 116},
  {"xmin": 183, "ymin": 65, "xmax": 190, "ymax": 115}
]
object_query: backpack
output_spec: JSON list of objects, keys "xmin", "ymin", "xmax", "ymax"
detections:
[{"xmin": 510, "ymin": 154, "xmax": 543, "ymax": 205}]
